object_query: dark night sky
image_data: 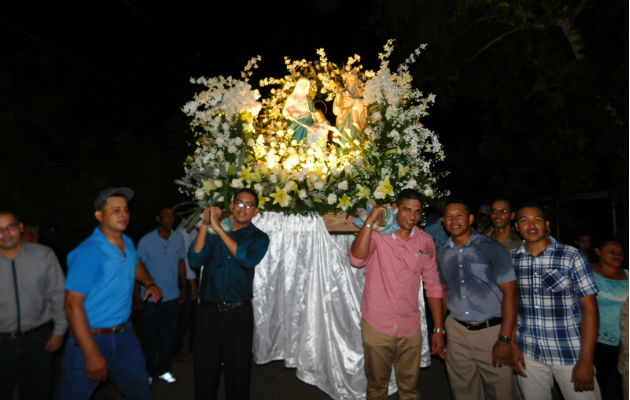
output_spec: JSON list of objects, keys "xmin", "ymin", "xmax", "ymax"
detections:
[{"xmin": 2, "ymin": 1, "xmax": 628, "ymax": 255}]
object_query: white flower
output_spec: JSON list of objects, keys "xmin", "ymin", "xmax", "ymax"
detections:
[
  {"xmin": 213, "ymin": 179, "xmax": 223, "ymax": 188},
  {"xmin": 327, "ymin": 193, "xmax": 337, "ymax": 204},
  {"xmin": 338, "ymin": 180, "xmax": 348, "ymax": 190},
  {"xmin": 227, "ymin": 145, "xmax": 237, "ymax": 154},
  {"xmin": 314, "ymin": 181, "xmax": 324, "ymax": 190},
  {"xmin": 230, "ymin": 178, "xmax": 243, "ymax": 188},
  {"xmin": 423, "ymin": 187, "xmax": 434, "ymax": 197},
  {"xmin": 216, "ymin": 137, "xmax": 225, "ymax": 146},
  {"xmin": 298, "ymin": 189, "xmax": 308, "ymax": 199},
  {"xmin": 234, "ymin": 137, "xmax": 243, "ymax": 146},
  {"xmin": 195, "ymin": 189, "xmax": 205, "ymax": 200},
  {"xmin": 254, "ymin": 183, "xmax": 263, "ymax": 193}
]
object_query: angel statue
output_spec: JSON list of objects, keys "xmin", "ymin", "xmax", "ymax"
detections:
[
  {"xmin": 282, "ymin": 78, "xmax": 314, "ymax": 142},
  {"xmin": 333, "ymin": 73, "xmax": 367, "ymax": 144}
]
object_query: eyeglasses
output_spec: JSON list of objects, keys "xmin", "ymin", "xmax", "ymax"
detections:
[
  {"xmin": 234, "ymin": 201, "xmax": 256, "ymax": 210},
  {"xmin": 0, "ymin": 222, "xmax": 20, "ymax": 233},
  {"xmin": 490, "ymin": 209, "xmax": 511, "ymax": 215}
]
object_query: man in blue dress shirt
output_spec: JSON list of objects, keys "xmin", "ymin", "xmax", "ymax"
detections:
[{"xmin": 188, "ymin": 188, "xmax": 270, "ymax": 400}]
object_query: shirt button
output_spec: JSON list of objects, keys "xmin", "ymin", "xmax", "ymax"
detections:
[{"xmin": 464, "ymin": 311, "xmax": 469, "ymax": 315}]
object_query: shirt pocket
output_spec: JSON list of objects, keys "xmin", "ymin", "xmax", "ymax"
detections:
[{"xmin": 541, "ymin": 268, "xmax": 570, "ymax": 292}]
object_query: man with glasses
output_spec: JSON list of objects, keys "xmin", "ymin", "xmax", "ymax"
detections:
[
  {"xmin": 188, "ymin": 188, "xmax": 270, "ymax": 400},
  {"xmin": 0, "ymin": 210, "xmax": 66, "ymax": 400},
  {"xmin": 486, "ymin": 199, "xmax": 522, "ymax": 251}
]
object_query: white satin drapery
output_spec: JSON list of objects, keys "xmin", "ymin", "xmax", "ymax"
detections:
[{"xmin": 251, "ymin": 212, "xmax": 430, "ymax": 400}]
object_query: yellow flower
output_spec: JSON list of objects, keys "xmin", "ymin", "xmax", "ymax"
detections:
[
  {"xmin": 374, "ymin": 177, "xmax": 394, "ymax": 199},
  {"xmin": 338, "ymin": 194, "xmax": 352, "ymax": 210},
  {"xmin": 258, "ymin": 193, "xmax": 268, "ymax": 209},
  {"xmin": 357, "ymin": 184, "xmax": 372, "ymax": 200},
  {"xmin": 270, "ymin": 186, "xmax": 292, "ymax": 207},
  {"xmin": 398, "ymin": 164, "xmax": 409, "ymax": 178},
  {"xmin": 241, "ymin": 166, "xmax": 254, "ymax": 183}
]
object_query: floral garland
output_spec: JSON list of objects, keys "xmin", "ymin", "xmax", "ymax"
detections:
[{"xmin": 177, "ymin": 40, "xmax": 447, "ymax": 222}]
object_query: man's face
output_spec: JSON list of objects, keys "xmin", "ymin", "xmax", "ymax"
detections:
[
  {"xmin": 0, "ymin": 214, "xmax": 23, "ymax": 251},
  {"xmin": 515, "ymin": 207, "xmax": 549, "ymax": 244},
  {"xmin": 230, "ymin": 192, "xmax": 259, "ymax": 225},
  {"xmin": 396, "ymin": 199, "xmax": 422, "ymax": 231},
  {"xmin": 157, "ymin": 208, "xmax": 175, "ymax": 230},
  {"xmin": 443, "ymin": 203, "xmax": 474, "ymax": 238},
  {"xmin": 490, "ymin": 200, "xmax": 515, "ymax": 229},
  {"xmin": 95, "ymin": 196, "xmax": 130, "ymax": 234}
]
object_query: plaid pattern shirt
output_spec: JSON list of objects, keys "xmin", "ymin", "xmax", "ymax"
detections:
[{"xmin": 511, "ymin": 236, "xmax": 598, "ymax": 365}]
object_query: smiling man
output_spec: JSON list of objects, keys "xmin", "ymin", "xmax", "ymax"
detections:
[
  {"xmin": 486, "ymin": 198, "xmax": 521, "ymax": 251},
  {"xmin": 437, "ymin": 200, "xmax": 518, "ymax": 400},
  {"xmin": 188, "ymin": 188, "xmax": 270, "ymax": 400},
  {"xmin": 511, "ymin": 205, "xmax": 600, "ymax": 400},
  {"xmin": 349, "ymin": 188, "xmax": 445, "ymax": 400}
]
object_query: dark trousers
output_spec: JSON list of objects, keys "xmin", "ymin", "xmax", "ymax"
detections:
[
  {"xmin": 175, "ymin": 280, "xmax": 195, "ymax": 354},
  {"xmin": 142, "ymin": 298, "xmax": 178, "ymax": 376},
  {"xmin": 594, "ymin": 341, "xmax": 622, "ymax": 399},
  {"xmin": 0, "ymin": 322, "xmax": 53, "ymax": 400},
  {"xmin": 193, "ymin": 301, "xmax": 254, "ymax": 400}
]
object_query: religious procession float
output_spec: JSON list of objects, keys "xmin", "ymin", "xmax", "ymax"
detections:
[{"xmin": 176, "ymin": 41, "xmax": 447, "ymax": 400}]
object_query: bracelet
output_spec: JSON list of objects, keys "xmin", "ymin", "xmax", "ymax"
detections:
[
  {"xmin": 365, "ymin": 223, "xmax": 372, "ymax": 229},
  {"xmin": 145, "ymin": 281, "xmax": 156, "ymax": 287},
  {"xmin": 498, "ymin": 335, "xmax": 512, "ymax": 343},
  {"xmin": 433, "ymin": 328, "xmax": 446, "ymax": 334}
]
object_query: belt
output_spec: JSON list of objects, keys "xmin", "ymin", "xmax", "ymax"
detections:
[
  {"xmin": 91, "ymin": 322, "xmax": 126, "ymax": 335},
  {"xmin": 0, "ymin": 321, "xmax": 51, "ymax": 339},
  {"xmin": 454, "ymin": 317, "xmax": 502, "ymax": 331},
  {"xmin": 202, "ymin": 300, "xmax": 244, "ymax": 312}
]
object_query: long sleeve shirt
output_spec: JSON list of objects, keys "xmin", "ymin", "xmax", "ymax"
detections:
[
  {"xmin": 188, "ymin": 223, "xmax": 269, "ymax": 303},
  {"xmin": 349, "ymin": 226, "xmax": 443, "ymax": 338},
  {"xmin": 0, "ymin": 243, "xmax": 67, "ymax": 335}
]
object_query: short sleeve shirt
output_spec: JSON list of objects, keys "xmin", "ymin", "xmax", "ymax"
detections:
[
  {"xmin": 66, "ymin": 227, "xmax": 138, "ymax": 328},
  {"xmin": 437, "ymin": 232, "xmax": 516, "ymax": 321},
  {"xmin": 511, "ymin": 236, "xmax": 599, "ymax": 365},
  {"xmin": 138, "ymin": 229, "xmax": 186, "ymax": 302}
]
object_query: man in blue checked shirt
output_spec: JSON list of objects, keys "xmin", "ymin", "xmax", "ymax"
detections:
[{"xmin": 511, "ymin": 204, "xmax": 600, "ymax": 400}]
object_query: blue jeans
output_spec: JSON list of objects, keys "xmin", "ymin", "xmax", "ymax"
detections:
[
  {"xmin": 57, "ymin": 323, "xmax": 152, "ymax": 400},
  {"xmin": 142, "ymin": 299, "xmax": 178, "ymax": 376}
]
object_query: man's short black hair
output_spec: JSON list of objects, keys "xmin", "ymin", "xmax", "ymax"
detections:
[
  {"xmin": 516, "ymin": 203, "xmax": 547, "ymax": 220},
  {"xmin": 443, "ymin": 199, "xmax": 471, "ymax": 214},
  {"xmin": 0, "ymin": 210, "xmax": 19, "ymax": 222},
  {"xmin": 233, "ymin": 188, "xmax": 260, "ymax": 208},
  {"xmin": 491, "ymin": 198, "xmax": 513, "ymax": 211},
  {"xmin": 396, "ymin": 189, "xmax": 423, "ymax": 205}
]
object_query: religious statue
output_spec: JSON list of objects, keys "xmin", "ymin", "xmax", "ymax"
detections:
[
  {"xmin": 333, "ymin": 73, "xmax": 367, "ymax": 144},
  {"xmin": 306, "ymin": 109, "xmax": 334, "ymax": 149},
  {"xmin": 282, "ymin": 78, "xmax": 314, "ymax": 142}
]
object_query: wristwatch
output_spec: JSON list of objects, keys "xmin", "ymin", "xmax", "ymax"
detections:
[
  {"xmin": 433, "ymin": 328, "xmax": 446, "ymax": 334},
  {"xmin": 498, "ymin": 335, "xmax": 512, "ymax": 344}
]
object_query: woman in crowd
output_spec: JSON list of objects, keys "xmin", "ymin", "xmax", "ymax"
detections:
[{"xmin": 591, "ymin": 239, "xmax": 628, "ymax": 399}]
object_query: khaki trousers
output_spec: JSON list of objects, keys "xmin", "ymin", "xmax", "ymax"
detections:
[
  {"xmin": 517, "ymin": 355, "xmax": 601, "ymax": 400},
  {"xmin": 361, "ymin": 319, "xmax": 422, "ymax": 400},
  {"xmin": 445, "ymin": 315, "xmax": 517, "ymax": 400}
]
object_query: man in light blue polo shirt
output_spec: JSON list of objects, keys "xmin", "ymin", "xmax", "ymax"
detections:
[{"xmin": 137, "ymin": 207, "xmax": 186, "ymax": 384}]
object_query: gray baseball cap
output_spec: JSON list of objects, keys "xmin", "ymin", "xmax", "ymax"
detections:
[{"xmin": 94, "ymin": 187, "xmax": 134, "ymax": 210}]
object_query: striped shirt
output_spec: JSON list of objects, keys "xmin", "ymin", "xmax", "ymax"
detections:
[{"xmin": 511, "ymin": 236, "xmax": 598, "ymax": 365}]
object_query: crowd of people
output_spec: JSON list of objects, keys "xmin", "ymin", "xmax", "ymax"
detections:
[{"xmin": 0, "ymin": 187, "xmax": 627, "ymax": 400}]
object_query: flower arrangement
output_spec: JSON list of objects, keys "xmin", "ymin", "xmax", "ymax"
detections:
[{"xmin": 177, "ymin": 40, "xmax": 447, "ymax": 222}]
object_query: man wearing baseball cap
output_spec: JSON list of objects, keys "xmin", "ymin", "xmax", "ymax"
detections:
[{"xmin": 57, "ymin": 187, "xmax": 163, "ymax": 399}]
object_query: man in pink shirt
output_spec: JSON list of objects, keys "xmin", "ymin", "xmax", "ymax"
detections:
[{"xmin": 349, "ymin": 189, "xmax": 445, "ymax": 400}]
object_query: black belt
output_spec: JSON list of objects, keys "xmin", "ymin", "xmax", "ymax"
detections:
[
  {"xmin": 202, "ymin": 300, "xmax": 245, "ymax": 312},
  {"xmin": 0, "ymin": 321, "xmax": 52, "ymax": 339},
  {"xmin": 91, "ymin": 322, "xmax": 126, "ymax": 335},
  {"xmin": 454, "ymin": 317, "xmax": 502, "ymax": 331}
]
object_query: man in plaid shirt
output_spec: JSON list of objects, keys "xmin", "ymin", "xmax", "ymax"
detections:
[{"xmin": 511, "ymin": 205, "xmax": 600, "ymax": 400}]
